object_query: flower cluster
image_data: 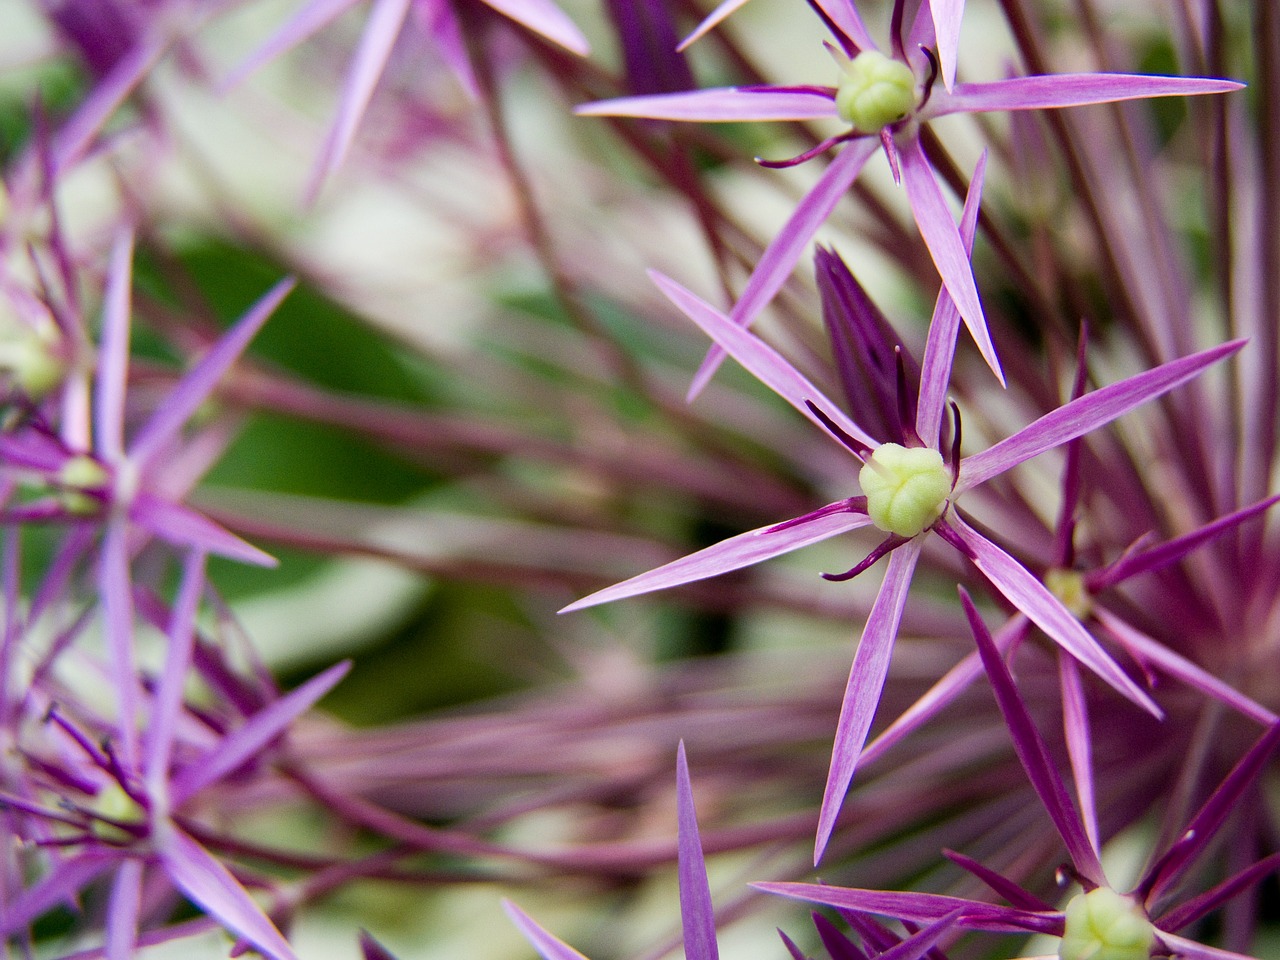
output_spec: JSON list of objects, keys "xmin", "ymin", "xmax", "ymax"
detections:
[{"xmin": 0, "ymin": 0, "xmax": 1274, "ymax": 958}]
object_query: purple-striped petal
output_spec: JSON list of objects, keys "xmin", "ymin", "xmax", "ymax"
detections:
[
  {"xmin": 560, "ymin": 501, "xmax": 872, "ymax": 612},
  {"xmin": 916, "ymin": 150, "xmax": 986, "ymax": 447},
  {"xmin": 691, "ymin": 138, "xmax": 879, "ymax": 398},
  {"xmin": 129, "ymin": 278, "xmax": 295, "ymax": 467},
  {"xmin": 815, "ymin": 538, "xmax": 923, "ymax": 864},
  {"xmin": 1058, "ymin": 654, "xmax": 1099, "ymax": 851},
  {"xmin": 945, "ymin": 516, "xmax": 1160, "ymax": 715},
  {"xmin": 928, "ymin": 0, "xmax": 964, "ymax": 91},
  {"xmin": 678, "ymin": 0, "xmax": 754, "ymax": 50},
  {"xmin": 956, "ymin": 340, "xmax": 1245, "ymax": 493},
  {"xmin": 221, "ymin": 0, "xmax": 358, "ymax": 91},
  {"xmin": 154, "ymin": 825, "xmax": 298, "ymax": 960},
  {"xmin": 650, "ymin": 271, "xmax": 875, "ymax": 449},
  {"xmin": 961, "ymin": 589, "xmax": 1106, "ymax": 885},
  {"xmin": 171, "ymin": 661, "xmax": 350, "ymax": 805},
  {"xmin": 503, "ymin": 900, "xmax": 592, "ymax": 960},
  {"xmin": 933, "ymin": 74, "xmax": 1245, "ymax": 118},
  {"xmin": 95, "ymin": 229, "xmax": 134, "ymax": 464},
  {"xmin": 676, "ymin": 742, "xmax": 719, "ymax": 960},
  {"xmin": 576, "ymin": 87, "xmax": 837, "ymax": 122},
  {"xmin": 479, "ymin": 0, "xmax": 590, "ymax": 55},
  {"xmin": 130, "ymin": 493, "xmax": 276, "ymax": 568},
  {"xmin": 899, "ymin": 137, "xmax": 1003, "ymax": 384},
  {"xmin": 753, "ymin": 882, "xmax": 1061, "ymax": 935},
  {"xmin": 307, "ymin": 0, "xmax": 413, "ymax": 199}
]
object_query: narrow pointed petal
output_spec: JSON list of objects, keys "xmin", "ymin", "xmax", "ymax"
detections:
[
  {"xmin": 650, "ymin": 271, "xmax": 875, "ymax": 448},
  {"xmin": 1058, "ymin": 654, "xmax": 1099, "ymax": 851},
  {"xmin": 876, "ymin": 909, "xmax": 964, "ymax": 960},
  {"xmin": 934, "ymin": 74, "xmax": 1245, "ymax": 117},
  {"xmin": 413, "ymin": 0, "xmax": 479, "ymax": 99},
  {"xmin": 753, "ymin": 882, "xmax": 1060, "ymax": 935},
  {"xmin": 359, "ymin": 930, "xmax": 401, "ymax": 960},
  {"xmin": 943, "ymin": 849, "xmax": 1054, "ymax": 911},
  {"xmin": 222, "ymin": 0, "xmax": 358, "ymax": 91},
  {"xmin": 1143, "ymin": 721, "xmax": 1280, "ymax": 903},
  {"xmin": 1089, "ymin": 493, "xmax": 1280, "ymax": 590},
  {"xmin": 576, "ymin": 88, "xmax": 837, "ymax": 122},
  {"xmin": 1094, "ymin": 610, "xmax": 1275, "ymax": 725},
  {"xmin": 961, "ymin": 589, "xmax": 1106, "ymax": 886},
  {"xmin": 95, "ymin": 229, "xmax": 134, "ymax": 463},
  {"xmin": 560, "ymin": 503, "xmax": 873, "ymax": 612},
  {"xmin": 1156, "ymin": 932, "xmax": 1264, "ymax": 960},
  {"xmin": 812, "ymin": 914, "xmax": 869, "ymax": 960},
  {"xmin": 928, "ymin": 0, "xmax": 964, "ymax": 91},
  {"xmin": 101, "ymin": 519, "xmax": 140, "ymax": 766},
  {"xmin": 503, "ymin": 901, "xmax": 592, "ymax": 960},
  {"xmin": 105, "ymin": 860, "xmax": 143, "ymax": 960},
  {"xmin": 676, "ymin": 742, "xmax": 719, "ymax": 960},
  {"xmin": 155, "ymin": 826, "xmax": 298, "ymax": 960},
  {"xmin": 171, "ymin": 661, "xmax": 351, "ymax": 805},
  {"xmin": 946, "ymin": 516, "xmax": 1160, "ymax": 715},
  {"xmin": 815, "ymin": 539, "xmax": 923, "ymax": 864},
  {"xmin": 678, "ymin": 0, "xmax": 754, "ymax": 50},
  {"xmin": 956, "ymin": 340, "xmax": 1245, "ymax": 493},
  {"xmin": 1156, "ymin": 852, "xmax": 1280, "ymax": 933},
  {"xmin": 899, "ymin": 138, "xmax": 1003, "ymax": 384},
  {"xmin": 479, "ymin": 0, "xmax": 590, "ymax": 55},
  {"xmin": 916, "ymin": 150, "xmax": 986, "ymax": 447},
  {"xmin": 813, "ymin": 0, "xmax": 876, "ymax": 51},
  {"xmin": 129, "ymin": 278, "xmax": 295, "ymax": 467},
  {"xmin": 131, "ymin": 494, "xmax": 276, "ymax": 567},
  {"xmin": 145, "ymin": 550, "xmax": 208, "ymax": 790},
  {"xmin": 306, "ymin": 0, "xmax": 413, "ymax": 199},
  {"xmin": 690, "ymin": 138, "xmax": 879, "ymax": 399}
]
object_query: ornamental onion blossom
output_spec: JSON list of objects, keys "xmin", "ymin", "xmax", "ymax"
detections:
[
  {"xmin": 756, "ymin": 589, "xmax": 1280, "ymax": 960},
  {"xmin": 576, "ymin": 0, "xmax": 1242, "ymax": 398},
  {"xmin": 561, "ymin": 162, "xmax": 1244, "ymax": 862}
]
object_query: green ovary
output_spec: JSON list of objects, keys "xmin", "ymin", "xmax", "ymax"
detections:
[
  {"xmin": 859, "ymin": 443, "xmax": 950, "ymax": 538},
  {"xmin": 835, "ymin": 50, "xmax": 919, "ymax": 132},
  {"xmin": 1060, "ymin": 888, "xmax": 1156, "ymax": 960}
]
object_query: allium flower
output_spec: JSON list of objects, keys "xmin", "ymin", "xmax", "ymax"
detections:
[
  {"xmin": 576, "ymin": 0, "xmax": 1241, "ymax": 396},
  {"xmin": 561, "ymin": 167, "xmax": 1243, "ymax": 862},
  {"xmin": 758, "ymin": 589, "xmax": 1280, "ymax": 960}
]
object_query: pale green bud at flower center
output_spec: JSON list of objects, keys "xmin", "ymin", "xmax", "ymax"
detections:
[
  {"xmin": 0, "ymin": 313, "xmax": 65, "ymax": 399},
  {"xmin": 859, "ymin": 443, "xmax": 950, "ymax": 538},
  {"xmin": 57, "ymin": 455, "xmax": 110, "ymax": 516},
  {"xmin": 90, "ymin": 781, "xmax": 145, "ymax": 843},
  {"xmin": 836, "ymin": 50, "xmax": 920, "ymax": 132},
  {"xmin": 1045, "ymin": 568, "xmax": 1091, "ymax": 619},
  {"xmin": 1060, "ymin": 888, "xmax": 1156, "ymax": 960}
]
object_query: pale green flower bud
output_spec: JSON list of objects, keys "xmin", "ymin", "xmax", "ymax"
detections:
[
  {"xmin": 836, "ymin": 50, "xmax": 920, "ymax": 132},
  {"xmin": 1060, "ymin": 888, "xmax": 1156, "ymax": 960},
  {"xmin": 859, "ymin": 443, "xmax": 950, "ymax": 538},
  {"xmin": 1045, "ymin": 568, "xmax": 1092, "ymax": 619},
  {"xmin": 57, "ymin": 455, "xmax": 110, "ymax": 516}
]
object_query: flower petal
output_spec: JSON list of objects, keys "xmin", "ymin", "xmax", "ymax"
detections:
[
  {"xmin": 899, "ymin": 137, "xmax": 1003, "ymax": 384},
  {"xmin": 676, "ymin": 742, "xmax": 719, "ymax": 960},
  {"xmin": 576, "ymin": 87, "xmax": 837, "ymax": 122},
  {"xmin": 129, "ymin": 278, "xmax": 295, "ymax": 468},
  {"xmin": 691, "ymin": 138, "xmax": 879, "ymax": 399},
  {"xmin": 95, "ymin": 229, "xmax": 134, "ymax": 463},
  {"xmin": 650, "ymin": 270, "xmax": 875, "ymax": 448},
  {"xmin": 815, "ymin": 538, "xmax": 923, "ymax": 864},
  {"xmin": 479, "ymin": 0, "xmax": 590, "ymax": 55},
  {"xmin": 945, "ymin": 515, "xmax": 1160, "ymax": 716},
  {"xmin": 131, "ymin": 493, "xmax": 276, "ymax": 568},
  {"xmin": 503, "ymin": 900, "xmax": 593, "ymax": 960},
  {"xmin": 957, "ymin": 339, "xmax": 1245, "ymax": 493},
  {"xmin": 560, "ymin": 501, "xmax": 872, "ymax": 612},
  {"xmin": 155, "ymin": 825, "xmax": 298, "ymax": 960},
  {"xmin": 928, "ymin": 0, "xmax": 965, "ymax": 91},
  {"xmin": 678, "ymin": 0, "xmax": 754, "ymax": 50},
  {"xmin": 961, "ymin": 589, "xmax": 1106, "ymax": 886},
  {"xmin": 934, "ymin": 73, "xmax": 1245, "ymax": 117}
]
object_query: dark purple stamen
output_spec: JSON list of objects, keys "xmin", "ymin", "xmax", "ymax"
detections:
[
  {"xmin": 758, "ymin": 131, "xmax": 861, "ymax": 169},
  {"xmin": 948, "ymin": 401, "xmax": 963, "ymax": 486},
  {"xmin": 880, "ymin": 129, "xmax": 902, "ymax": 183},
  {"xmin": 917, "ymin": 46, "xmax": 940, "ymax": 112},
  {"xmin": 766, "ymin": 496, "xmax": 866, "ymax": 533},
  {"xmin": 804, "ymin": 400, "xmax": 873, "ymax": 459},
  {"xmin": 822, "ymin": 533, "xmax": 910, "ymax": 581}
]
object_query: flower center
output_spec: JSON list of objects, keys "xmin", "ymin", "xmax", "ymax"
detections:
[
  {"xmin": 57, "ymin": 455, "xmax": 110, "ymax": 516},
  {"xmin": 1060, "ymin": 887, "xmax": 1156, "ymax": 960},
  {"xmin": 835, "ymin": 50, "xmax": 920, "ymax": 133},
  {"xmin": 859, "ymin": 443, "xmax": 950, "ymax": 538},
  {"xmin": 1045, "ymin": 568, "xmax": 1092, "ymax": 619}
]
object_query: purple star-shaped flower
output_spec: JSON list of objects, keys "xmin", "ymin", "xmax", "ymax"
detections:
[
  {"xmin": 757, "ymin": 589, "xmax": 1280, "ymax": 960},
  {"xmin": 577, "ymin": 0, "xmax": 1242, "ymax": 398},
  {"xmin": 560, "ymin": 162, "xmax": 1244, "ymax": 863}
]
